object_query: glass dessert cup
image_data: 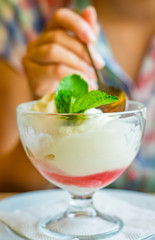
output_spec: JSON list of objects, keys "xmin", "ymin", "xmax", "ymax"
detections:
[{"xmin": 17, "ymin": 100, "xmax": 146, "ymax": 239}]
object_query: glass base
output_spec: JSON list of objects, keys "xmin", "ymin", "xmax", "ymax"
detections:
[{"xmin": 38, "ymin": 201, "xmax": 123, "ymax": 239}]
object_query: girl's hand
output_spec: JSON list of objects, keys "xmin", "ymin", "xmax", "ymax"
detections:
[{"xmin": 23, "ymin": 6, "xmax": 104, "ymax": 97}]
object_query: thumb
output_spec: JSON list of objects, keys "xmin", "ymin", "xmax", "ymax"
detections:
[{"xmin": 81, "ymin": 6, "xmax": 99, "ymax": 36}]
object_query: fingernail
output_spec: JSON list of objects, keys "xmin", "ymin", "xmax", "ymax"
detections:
[
  {"xmin": 88, "ymin": 30, "xmax": 96, "ymax": 42},
  {"xmin": 93, "ymin": 52, "xmax": 105, "ymax": 68},
  {"xmin": 81, "ymin": 29, "xmax": 96, "ymax": 43},
  {"xmin": 88, "ymin": 46, "xmax": 105, "ymax": 68}
]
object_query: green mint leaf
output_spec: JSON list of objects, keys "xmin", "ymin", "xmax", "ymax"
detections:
[
  {"xmin": 72, "ymin": 90, "xmax": 119, "ymax": 113},
  {"xmin": 55, "ymin": 74, "xmax": 119, "ymax": 113},
  {"xmin": 55, "ymin": 74, "xmax": 88, "ymax": 113}
]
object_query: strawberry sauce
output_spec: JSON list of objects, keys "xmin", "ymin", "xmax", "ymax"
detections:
[{"xmin": 40, "ymin": 168, "xmax": 126, "ymax": 188}]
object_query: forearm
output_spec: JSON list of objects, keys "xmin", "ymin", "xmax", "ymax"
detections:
[{"xmin": 0, "ymin": 59, "xmax": 32, "ymax": 156}]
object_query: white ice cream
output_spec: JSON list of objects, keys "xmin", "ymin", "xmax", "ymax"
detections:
[{"xmin": 19, "ymin": 101, "xmax": 142, "ymax": 177}]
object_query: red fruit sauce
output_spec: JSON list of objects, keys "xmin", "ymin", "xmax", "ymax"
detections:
[{"xmin": 40, "ymin": 168, "xmax": 126, "ymax": 188}]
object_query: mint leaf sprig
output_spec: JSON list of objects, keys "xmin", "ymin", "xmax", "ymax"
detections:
[{"xmin": 55, "ymin": 74, "xmax": 118, "ymax": 113}]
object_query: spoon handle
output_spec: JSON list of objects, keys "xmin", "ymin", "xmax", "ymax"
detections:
[
  {"xmin": 85, "ymin": 45, "xmax": 116, "ymax": 92},
  {"xmin": 85, "ymin": 45, "xmax": 103, "ymax": 90},
  {"xmin": 85, "ymin": 45, "xmax": 127, "ymax": 112}
]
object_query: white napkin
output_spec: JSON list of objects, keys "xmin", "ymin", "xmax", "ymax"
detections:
[{"xmin": 0, "ymin": 191, "xmax": 155, "ymax": 240}]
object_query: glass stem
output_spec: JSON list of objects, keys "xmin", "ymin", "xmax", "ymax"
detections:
[{"xmin": 66, "ymin": 194, "xmax": 97, "ymax": 218}]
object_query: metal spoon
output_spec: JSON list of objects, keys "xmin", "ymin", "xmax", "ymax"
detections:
[{"xmin": 85, "ymin": 45, "xmax": 127, "ymax": 113}]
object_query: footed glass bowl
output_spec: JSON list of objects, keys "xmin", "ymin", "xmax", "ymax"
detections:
[{"xmin": 17, "ymin": 100, "xmax": 146, "ymax": 239}]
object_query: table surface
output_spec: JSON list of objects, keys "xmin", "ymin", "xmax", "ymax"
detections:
[
  {"xmin": 0, "ymin": 193, "xmax": 18, "ymax": 200},
  {"xmin": 0, "ymin": 192, "xmax": 154, "ymax": 201},
  {"xmin": 0, "ymin": 190, "xmax": 155, "ymax": 240}
]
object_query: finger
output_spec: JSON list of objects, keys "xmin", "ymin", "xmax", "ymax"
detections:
[
  {"xmin": 88, "ymin": 44, "xmax": 105, "ymax": 69},
  {"xmin": 27, "ymin": 43, "xmax": 96, "ymax": 77},
  {"xmin": 28, "ymin": 30, "xmax": 104, "ymax": 69},
  {"xmin": 81, "ymin": 6, "xmax": 100, "ymax": 36},
  {"xmin": 28, "ymin": 30, "xmax": 91, "ymax": 65},
  {"xmin": 45, "ymin": 8, "xmax": 96, "ymax": 43},
  {"xmin": 23, "ymin": 58, "xmax": 97, "ymax": 97}
]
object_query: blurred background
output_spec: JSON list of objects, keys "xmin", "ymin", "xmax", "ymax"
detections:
[{"xmin": 0, "ymin": 0, "xmax": 155, "ymax": 192}]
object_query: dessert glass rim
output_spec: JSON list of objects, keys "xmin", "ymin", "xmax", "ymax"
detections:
[{"xmin": 16, "ymin": 100, "xmax": 146, "ymax": 117}]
